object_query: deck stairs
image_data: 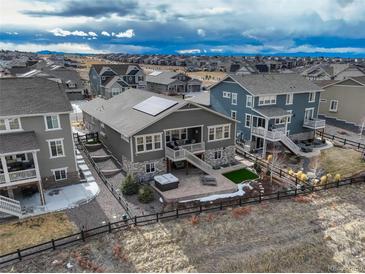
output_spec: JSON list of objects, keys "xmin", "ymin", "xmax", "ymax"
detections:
[{"xmin": 0, "ymin": 195, "xmax": 23, "ymax": 218}]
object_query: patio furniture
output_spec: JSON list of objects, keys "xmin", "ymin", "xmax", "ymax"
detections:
[
  {"xmin": 200, "ymin": 175, "xmax": 217, "ymax": 186},
  {"xmin": 154, "ymin": 173, "xmax": 179, "ymax": 191}
]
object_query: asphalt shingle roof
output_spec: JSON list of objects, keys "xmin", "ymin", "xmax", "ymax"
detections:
[
  {"xmin": 228, "ymin": 73, "xmax": 323, "ymax": 95},
  {"xmin": 0, "ymin": 131, "xmax": 39, "ymax": 154},
  {"xmin": 81, "ymin": 88, "xmax": 186, "ymax": 137},
  {"xmin": 91, "ymin": 64, "xmax": 141, "ymax": 75},
  {"xmin": 0, "ymin": 77, "xmax": 73, "ymax": 116},
  {"xmin": 146, "ymin": 71, "xmax": 180, "ymax": 85},
  {"xmin": 254, "ymin": 106, "xmax": 291, "ymax": 118}
]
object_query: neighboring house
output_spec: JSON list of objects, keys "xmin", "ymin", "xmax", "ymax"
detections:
[
  {"xmin": 89, "ymin": 64, "xmax": 146, "ymax": 99},
  {"xmin": 0, "ymin": 78, "xmax": 79, "ymax": 205},
  {"xmin": 316, "ymin": 77, "xmax": 365, "ymax": 131},
  {"xmin": 146, "ymin": 71, "xmax": 202, "ymax": 95},
  {"xmin": 81, "ymin": 89, "xmax": 236, "ymax": 180},
  {"xmin": 301, "ymin": 63, "xmax": 365, "ymax": 80},
  {"xmin": 210, "ymin": 74, "xmax": 325, "ymax": 156}
]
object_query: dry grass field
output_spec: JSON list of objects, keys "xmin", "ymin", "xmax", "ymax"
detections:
[
  {"xmin": 0, "ymin": 213, "xmax": 77, "ymax": 255},
  {"xmin": 3, "ymin": 184, "xmax": 365, "ymax": 272}
]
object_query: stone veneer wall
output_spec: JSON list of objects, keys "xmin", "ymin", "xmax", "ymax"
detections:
[
  {"xmin": 204, "ymin": 145, "xmax": 236, "ymax": 167},
  {"xmin": 42, "ymin": 171, "xmax": 80, "ymax": 189},
  {"xmin": 122, "ymin": 156, "xmax": 166, "ymax": 179}
]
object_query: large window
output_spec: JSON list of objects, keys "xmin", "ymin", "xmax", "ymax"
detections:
[
  {"xmin": 208, "ymin": 124, "xmax": 230, "ymax": 142},
  {"xmin": 45, "ymin": 115, "xmax": 60, "ymax": 130},
  {"xmin": 214, "ymin": 150, "xmax": 222, "ymax": 159},
  {"xmin": 52, "ymin": 167, "xmax": 67, "ymax": 181},
  {"xmin": 135, "ymin": 133, "xmax": 162, "ymax": 153},
  {"xmin": 0, "ymin": 117, "xmax": 21, "ymax": 131},
  {"xmin": 165, "ymin": 128, "xmax": 187, "ymax": 142},
  {"xmin": 245, "ymin": 114, "xmax": 251, "ymax": 128},
  {"xmin": 145, "ymin": 163, "xmax": 155, "ymax": 174},
  {"xmin": 308, "ymin": 92, "xmax": 316, "ymax": 103},
  {"xmin": 48, "ymin": 139, "xmax": 65, "ymax": 158},
  {"xmin": 275, "ymin": 117, "xmax": 287, "ymax": 125},
  {"xmin": 231, "ymin": 93, "xmax": 237, "ymax": 105},
  {"xmin": 286, "ymin": 93, "xmax": 293, "ymax": 105},
  {"xmin": 258, "ymin": 95, "xmax": 276, "ymax": 106},
  {"xmin": 329, "ymin": 100, "xmax": 338, "ymax": 112},
  {"xmin": 246, "ymin": 95, "xmax": 253, "ymax": 107}
]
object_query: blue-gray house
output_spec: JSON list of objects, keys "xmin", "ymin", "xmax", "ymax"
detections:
[{"xmin": 210, "ymin": 73, "xmax": 326, "ymax": 156}]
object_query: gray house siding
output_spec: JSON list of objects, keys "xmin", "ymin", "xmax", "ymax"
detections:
[
  {"xmin": 100, "ymin": 124, "xmax": 131, "ymax": 162},
  {"xmin": 132, "ymin": 108, "xmax": 235, "ymax": 163},
  {"xmin": 20, "ymin": 113, "xmax": 78, "ymax": 188},
  {"xmin": 89, "ymin": 68, "xmax": 101, "ymax": 96}
]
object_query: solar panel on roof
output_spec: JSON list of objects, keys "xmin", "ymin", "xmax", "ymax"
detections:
[
  {"xmin": 149, "ymin": 71, "xmax": 162, "ymax": 76},
  {"xmin": 133, "ymin": 96, "xmax": 178, "ymax": 116}
]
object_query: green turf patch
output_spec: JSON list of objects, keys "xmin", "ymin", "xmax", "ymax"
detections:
[{"xmin": 223, "ymin": 168, "xmax": 259, "ymax": 184}]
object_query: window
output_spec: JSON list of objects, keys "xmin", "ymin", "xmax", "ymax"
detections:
[
  {"xmin": 231, "ymin": 110, "xmax": 237, "ymax": 120},
  {"xmin": 135, "ymin": 133, "xmax": 162, "ymax": 153},
  {"xmin": 320, "ymin": 99, "xmax": 327, "ymax": 103},
  {"xmin": 223, "ymin": 91, "xmax": 231, "ymax": 98},
  {"xmin": 208, "ymin": 124, "xmax": 231, "ymax": 142},
  {"xmin": 52, "ymin": 168, "xmax": 67, "ymax": 181},
  {"xmin": 0, "ymin": 117, "xmax": 22, "ymax": 131},
  {"xmin": 48, "ymin": 139, "xmax": 65, "ymax": 158},
  {"xmin": 45, "ymin": 115, "xmax": 60, "ymax": 130},
  {"xmin": 214, "ymin": 150, "xmax": 222, "ymax": 159},
  {"xmin": 138, "ymin": 76, "xmax": 144, "ymax": 82},
  {"xmin": 145, "ymin": 163, "xmax": 155, "ymax": 173},
  {"xmin": 111, "ymin": 88, "xmax": 121, "ymax": 96},
  {"xmin": 287, "ymin": 110, "xmax": 292, "ymax": 123},
  {"xmin": 231, "ymin": 93, "xmax": 237, "ymax": 105},
  {"xmin": 165, "ymin": 128, "xmax": 187, "ymax": 142},
  {"xmin": 258, "ymin": 95, "xmax": 276, "ymax": 106},
  {"xmin": 286, "ymin": 93, "xmax": 293, "ymax": 105},
  {"xmin": 245, "ymin": 114, "xmax": 251, "ymax": 128},
  {"xmin": 246, "ymin": 95, "xmax": 253, "ymax": 107},
  {"xmin": 275, "ymin": 117, "xmax": 287, "ymax": 125},
  {"xmin": 309, "ymin": 92, "xmax": 316, "ymax": 103},
  {"xmin": 329, "ymin": 100, "xmax": 338, "ymax": 112}
]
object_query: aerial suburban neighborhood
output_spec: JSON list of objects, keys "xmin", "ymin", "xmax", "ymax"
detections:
[{"xmin": 0, "ymin": 0, "xmax": 365, "ymax": 273}]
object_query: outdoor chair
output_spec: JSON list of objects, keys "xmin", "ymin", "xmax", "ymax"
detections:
[{"xmin": 200, "ymin": 175, "xmax": 217, "ymax": 186}]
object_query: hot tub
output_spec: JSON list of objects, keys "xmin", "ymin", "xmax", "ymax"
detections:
[{"xmin": 154, "ymin": 173, "xmax": 179, "ymax": 191}]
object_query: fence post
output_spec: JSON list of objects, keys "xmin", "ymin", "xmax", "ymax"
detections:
[
  {"xmin": 81, "ymin": 230, "xmax": 85, "ymax": 242},
  {"xmin": 176, "ymin": 208, "xmax": 179, "ymax": 218},
  {"xmin": 239, "ymin": 197, "xmax": 242, "ymax": 206},
  {"xmin": 277, "ymin": 191, "xmax": 280, "ymax": 200},
  {"xmin": 259, "ymin": 193, "xmax": 262, "ymax": 203},
  {"xmin": 199, "ymin": 204, "xmax": 202, "ymax": 213},
  {"xmin": 134, "ymin": 216, "xmax": 137, "ymax": 225},
  {"xmin": 343, "ymin": 139, "xmax": 347, "ymax": 145},
  {"xmin": 51, "ymin": 239, "xmax": 56, "ymax": 250},
  {"xmin": 279, "ymin": 169, "xmax": 282, "ymax": 177},
  {"xmin": 16, "ymin": 249, "xmax": 22, "ymax": 261},
  {"xmin": 295, "ymin": 188, "xmax": 297, "ymax": 196},
  {"xmin": 156, "ymin": 212, "xmax": 159, "ymax": 222},
  {"xmin": 220, "ymin": 201, "xmax": 223, "ymax": 210},
  {"xmin": 108, "ymin": 222, "xmax": 112, "ymax": 233}
]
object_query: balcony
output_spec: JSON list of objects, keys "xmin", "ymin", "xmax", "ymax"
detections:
[
  {"xmin": 303, "ymin": 118, "xmax": 326, "ymax": 129},
  {"xmin": 251, "ymin": 127, "xmax": 285, "ymax": 141},
  {"xmin": 165, "ymin": 142, "xmax": 205, "ymax": 161},
  {"xmin": 0, "ymin": 169, "xmax": 37, "ymax": 184}
]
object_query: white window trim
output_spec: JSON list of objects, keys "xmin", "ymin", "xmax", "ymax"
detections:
[
  {"xmin": 214, "ymin": 150, "xmax": 223, "ymax": 159},
  {"xmin": 231, "ymin": 110, "xmax": 237, "ymax": 120},
  {"xmin": 304, "ymin": 107, "xmax": 315, "ymax": 120},
  {"xmin": 222, "ymin": 91, "xmax": 231, "ymax": 98},
  {"xmin": 308, "ymin": 92, "xmax": 316, "ymax": 103},
  {"xmin": 258, "ymin": 95, "xmax": 276, "ymax": 106},
  {"xmin": 145, "ymin": 162, "xmax": 156, "ymax": 174},
  {"xmin": 329, "ymin": 100, "xmax": 338, "ymax": 112},
  {"xmin": 275, "ymin": 117, "xmax": 287, "ymax": 125},
  {"xmin": 245, "ymin": 114, "xmax": 252, "ymax": 128},
  {"xmin": 51, "ymin": 167, "xmax": 68, "ymax": 181},
  {"xmin": 287, "ymin": 110, "xmax": 292, "ymax": 123},
  {"xmin": 0, "ymin": 117, "xmax": 23, "ymax": 132},
  {"xmin": 207, "ymin": 124, "xmax": 231, "ymax": 142},
  {"xmin": 47, "ymin": 138, "xmax": 65, "ymax": 159},
  {"xmin": 246, "ymin": 95, "xmax": 252, "ymax": 108},
  {"xmin": 285, "ymin": 93, "xmax": 293, "ymax": 105},
  {"xmin": 135, "ymin": 133, "xmax": 163, "ymax": 154},
  {"xmin": 44, "ymin": 114, "xmax": 62, "ymax": 131},
  {"xmin": 231, "ymin": 93, "xmax": 237, "ymax": 105}
]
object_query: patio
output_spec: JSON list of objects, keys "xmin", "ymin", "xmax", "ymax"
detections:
[{"xmin": 151, "ymin": 168, "xmax": 238, "ymax": 203}]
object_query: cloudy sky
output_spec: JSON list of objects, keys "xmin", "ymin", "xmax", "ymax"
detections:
[{"xmin": 1, "ymin": 0, "xmax": 365, "ymax": 56}]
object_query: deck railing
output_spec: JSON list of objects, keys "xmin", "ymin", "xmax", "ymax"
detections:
[
  {"xmin": 303, "ymin": 118, "xmax": 326, "ymax": 129},
  {"xmin": 0, "ymin": 169, "xmax": 37, "ymax": 184},
  {"xmin": 251, "ymin": 127, "xmax": 284, "ymax": 141}
]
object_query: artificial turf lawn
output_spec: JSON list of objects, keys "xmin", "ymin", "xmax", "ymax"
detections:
[{"xmin": 223, "ymin": 168, "xmax": 259, "ymax": 184}]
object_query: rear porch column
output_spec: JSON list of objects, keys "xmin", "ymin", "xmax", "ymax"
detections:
[
  {"xmin": 0, "ymin": 156, "xmax": 10, "ymax": 184},
  {"xmin": 262, "ymin": 118, "xmax": 268, "ymax": 158},
  {"xmin": 32, "ymin": 151, "xmax": 45, "ymax": 205}
]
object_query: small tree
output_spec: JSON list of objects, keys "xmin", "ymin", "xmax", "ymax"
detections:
[
  {"xmin": 253, "ymin": 161, "xmax": 262, "ymax": 174},
  {"xmin": 138, "ymin": 185, "xmax": 155, "ymax": 203},
  {"xmin": 120, "ymin": 174, "xmax": 139, "ymax": 195}
]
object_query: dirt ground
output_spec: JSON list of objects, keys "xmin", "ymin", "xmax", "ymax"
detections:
[
  {"xmin": 314, "ymin": 147, "xmax": 365, "ymax": 177},
  {"xmin": 3, "ymin": 184, "xmax": 365, "ymax": 273},
  {"xmin": 0, "ymin": 213, "xmax": 77, "ymax": 255}
]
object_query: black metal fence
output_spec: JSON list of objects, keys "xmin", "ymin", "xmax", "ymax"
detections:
[
  {"xmin": 1, "ymin": 174, "xmax": 364, "ymax": 266},
  {"xmin": 317, "ymin": 130, "xmax": 365, "ymax": 150}
]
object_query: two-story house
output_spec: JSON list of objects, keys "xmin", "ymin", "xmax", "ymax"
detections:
[
  {"xmin": 0, "ymin": 78, "xmax": 79, "ymax": 205},
  {"xmin": 210, "ymin": 74, "xmax": 325, "ymax": 157},
  {"xmin": 146, "ymin": 71, "xmax": 202, "ymax": 95},
  {"xmin": 89, "ymin": 64, "xmax": 146, "ymax": 99},
  {"xmin": 81, "ymin": 89, "xmax": 236, "ymax": 180}
]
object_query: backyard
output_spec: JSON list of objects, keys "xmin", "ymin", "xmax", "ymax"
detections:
[
  {"xmin": 0, "ymin": 213, "xmax": 77, "ymax": 255},
  {"xmin": 223, "ymin": 168, "xmax": 259, "ymax": 184},
  {"xmin": 3, "ymin": 183, "xmax": 364, "ymax": 272}
]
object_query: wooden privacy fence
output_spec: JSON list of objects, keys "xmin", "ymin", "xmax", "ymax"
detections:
[{"xmin": 1, "ymin": 174, "xmax": 364, "ymax": 266}]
